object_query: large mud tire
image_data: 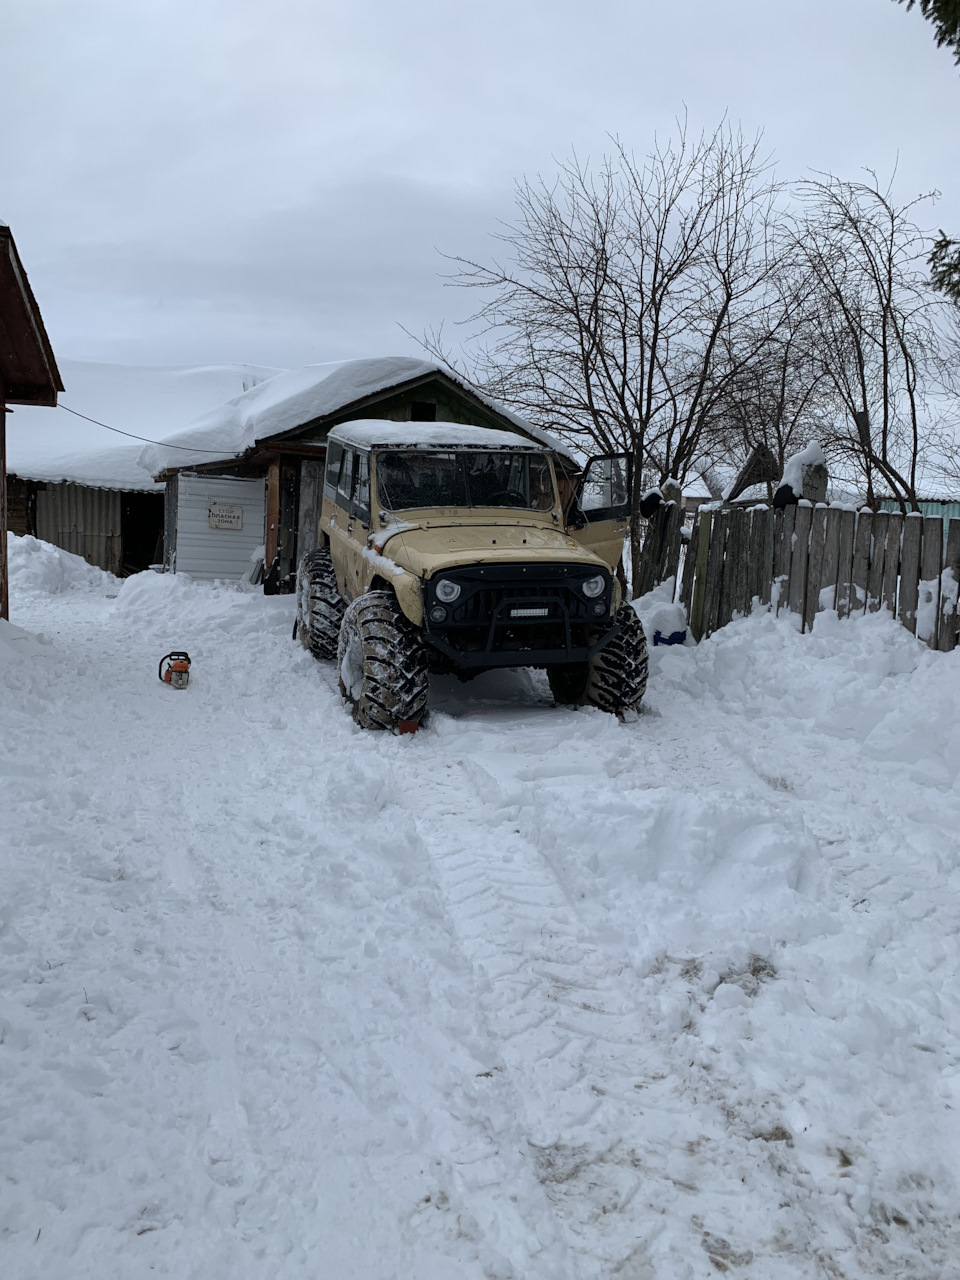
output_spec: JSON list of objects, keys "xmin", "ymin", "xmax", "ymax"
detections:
[
  {"xmin": 337, "ymin": 591, "xmax": 429, "ymax": 730},
  {"xmin": 296, "ymin": 546, "xmax": 344, "ymax": 661},
  {"xmin": 582, "ymin": 605, "xmax": 648, "ymax": 714}
]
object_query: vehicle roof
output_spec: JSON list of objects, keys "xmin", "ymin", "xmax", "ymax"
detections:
[{"xmin": 328, "ymin": 419, "xmax": 549, "ymax": 452}]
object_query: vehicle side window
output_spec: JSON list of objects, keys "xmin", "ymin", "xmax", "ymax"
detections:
[
  {"xmin": 324, "ymin": 441, "xmax": 343, "ymax": 499},
  {"xmin": 337, "ymin": 449, "xmax": 355, "ymax": 505},
  {"xmin": 352, "ymin": 453, "xmax": 371, "ymax": 523}
]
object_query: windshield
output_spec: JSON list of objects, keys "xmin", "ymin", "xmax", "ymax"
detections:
[{"xmin": 375, "ymin": 450, "xmax": 555, "ymax": 512}]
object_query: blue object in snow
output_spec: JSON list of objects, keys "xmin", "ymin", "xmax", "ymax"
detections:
[{"xmin": 653, "ymin": 629, "xmax": 687, "ymax": 646}]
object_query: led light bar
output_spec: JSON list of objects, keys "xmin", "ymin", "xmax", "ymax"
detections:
[{"xmin": 510, "ymin": 607, "xmax": 550, "ymax": 618}]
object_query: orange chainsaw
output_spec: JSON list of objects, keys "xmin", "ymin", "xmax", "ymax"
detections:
[{"xmin": 158, "ymin": 651, "xmax": 191, "ymax": 689}]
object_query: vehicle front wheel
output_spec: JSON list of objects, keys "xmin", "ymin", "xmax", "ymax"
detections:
[
  {"xmin": 337, "ymin": 591, "xmax": 429, "ymax": 730},
  {"xmin": 296, "ymin": 546, "xmax": 344, "ymax": 660},
  {"xmin": 547, "ymin": 606, "xmax": 648, "ymax": 715}
]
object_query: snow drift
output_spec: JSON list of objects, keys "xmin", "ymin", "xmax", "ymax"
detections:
[{"xmin": 3, "ymin": 534, "xmax": 960, "ymax": 1279}]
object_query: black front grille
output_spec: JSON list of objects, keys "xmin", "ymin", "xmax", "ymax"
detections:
[
  {"xmin": 452, "ymin": 581, "xmax": 584, "ymax": 624},
  {"xmin": 424, "ymin": 562, "xmax": 614, "ymax": 668}
]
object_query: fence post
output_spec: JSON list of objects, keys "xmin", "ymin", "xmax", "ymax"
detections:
[
  {"xmin": 719, "ymin": 507, "xmax": 747, "ymax": 626},
  {"xmin": 880, "ymin": 513, "xmax": 903, "ymax": 616},
  {"xmin": 938, "ymin": 518, "xmax": 960, "ymax": 653},
  {"xmin": 679, "ymin": 511, "xmax": 700, "ymax": 614},
  {"xmin": 805, "ymin": 505, "xmax": 829, "ymax": 631},
  {"xmin": 898, "ymin": 513, "xmax": 923, "ymax": 634},
  {"xmin": 918, "ymin": 516, "xmax": 943, "ymax": 648},
  {"xmin": 688, "ymin": 510, "xmax": 712, "ymax": 641},
  {"xmin": 866, "ymin": 511, "xmax": 889, "ymax": 612},
  {"xmin": 820, "ymin": 507, "xmax": 842, "ymax": 612},
  {"xmin": 788, "ymin": 503, "xmax": 813, "ymax": 620},
  {"xmin": 658, "ymin": 503, "xmax": 683, "ymax": 588},
  {"xmin": 759, "ymin": 507, "xmax": 775, "ymax": 607},
  {"xmin": 850, "ymin": 510, "xmax": 873, "ymax": 616},
  {"xmin": 702, "ymin": 510, "xmax": 729, "ymax": 638},
  {"xmin": 773, "ymin": 506, "xmax": 795, "ymax": 614},
  {"xmin": 836, "ymin": 509, "xmax": 856, "ymax": 617}
]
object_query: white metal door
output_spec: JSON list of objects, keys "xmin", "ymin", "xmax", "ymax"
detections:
[{"xmin": 174, "ymin": 473, "xmax": 266, "ymax": 580}]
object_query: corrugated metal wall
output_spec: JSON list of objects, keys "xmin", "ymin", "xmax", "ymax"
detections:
[
  {"xmin": 879, "ymin": 499, "xmax": 960, "ymax": 521},
  {"xmin": 36, "ymin": 483, "xmax": 123, "ymax": 575},
  {"xmin": 174, "ymin": 473, "xmax": 266, "ymax": 580},
  {"xmin": 879, "ymin": 500, "xmax": 960, "ymax": 543}
]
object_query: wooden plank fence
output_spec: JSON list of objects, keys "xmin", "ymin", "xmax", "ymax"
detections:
[{"xmin": 639, "ymin": 502, "xmax": 960, "ymax": 651}]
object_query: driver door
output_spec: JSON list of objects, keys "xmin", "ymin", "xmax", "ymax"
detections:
[{"xmin": 568, "ymin": 453, "xmax": 632, "ymax": 569}]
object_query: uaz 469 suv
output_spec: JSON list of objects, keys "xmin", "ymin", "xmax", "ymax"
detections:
[{"xmin": 295, "ymin": 420, "xmax": 647, "ymax": 730}]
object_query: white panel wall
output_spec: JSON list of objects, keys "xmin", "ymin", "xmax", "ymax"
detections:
[{"xmin": 174, "ymin": 473, "xmax": 266, "ymax": 580}]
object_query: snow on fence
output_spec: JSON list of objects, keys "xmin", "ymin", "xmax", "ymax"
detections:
[{"xmin": 642, "ymin": 503, "xmax": 960, "ymax": 651}]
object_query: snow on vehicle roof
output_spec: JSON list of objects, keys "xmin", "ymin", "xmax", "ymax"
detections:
[
  {"xmin": 139, "ymin": 356, "xmax": 575, "ymax": 475},
  {"xmin": 329, "ymin": 420, "xmax": 547, "ymax": 451}
]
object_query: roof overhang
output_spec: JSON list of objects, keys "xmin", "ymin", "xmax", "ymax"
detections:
[{"xmin": 0, "ymin": 225, "xmax": 63, "ymax": 406}]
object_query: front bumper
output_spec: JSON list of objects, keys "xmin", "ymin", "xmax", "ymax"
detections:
[{"xmin": 422, "ymin": 563, "xmax": 617, "ymax": 669}]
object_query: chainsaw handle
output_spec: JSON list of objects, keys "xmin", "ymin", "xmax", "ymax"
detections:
[{"xmin": 159, "ymin": 651, "xmax": 191, "ymax": 681}]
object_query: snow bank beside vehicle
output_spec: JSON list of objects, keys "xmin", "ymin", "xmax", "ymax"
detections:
[{"xmin": 111, "ymin": 569, "xmax": 293, "ymax": 640}]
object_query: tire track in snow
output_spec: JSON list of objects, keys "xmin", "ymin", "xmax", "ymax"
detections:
[{"xmin": 396, "ymin": 745, "xmax": 669, "ymax": 1278}]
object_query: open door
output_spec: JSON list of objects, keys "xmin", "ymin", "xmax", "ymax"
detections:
[{"xmin": 568, "ymin": 453, "xmax": 632, "ymax": 568}]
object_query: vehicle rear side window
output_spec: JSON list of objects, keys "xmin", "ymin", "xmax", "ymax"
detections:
[
  {"xmin": 337, "ymin": 449, "xmax": 355, "ymax": 504},
  {"xmin": 353, "ymin": 453, "xmax": 371, "ymax": 522},
  {"xmin": 324, "ymin": 441, "xmax": 343, "ymax": 498}
]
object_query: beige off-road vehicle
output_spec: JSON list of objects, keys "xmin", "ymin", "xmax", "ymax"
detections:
[{"xmin": 295, "ymin": 420, "xmax": 647, "ymax": 730}]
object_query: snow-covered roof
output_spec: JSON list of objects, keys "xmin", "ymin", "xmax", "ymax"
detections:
[
  {"xmin": 139, "ymin": 357, "xmax": 575, "ymax": 475},
  {"xmin": 9, "ymin": 443, "xmax": 163, "ymax": 492},
  {"xmin": 8, "ymin": 359, "xmax": 281, "ymax": 490},
  {"xmin": 331, "ymin": 420, "xmax": 546, "ymax": 452}
]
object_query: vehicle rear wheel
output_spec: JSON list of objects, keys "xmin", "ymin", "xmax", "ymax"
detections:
[
  {"xmin": 582, "ymin": 605, "xmax": 648, "ymax": 714},
  {"xmin": 296, "ymin": 546, "xmax": 344, "ymax": 660},
  {"xmin": 337, "ymin": 591, "xmax": 429, "ymax": 730}
]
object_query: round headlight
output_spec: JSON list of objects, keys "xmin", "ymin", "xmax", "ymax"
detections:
[
  {"xmin": 435, "ymin": 578, "xmax": 461, "ymax": 603},
  {"xmin": 581, "ymin": 573, "xmax": 606, "ymax": 599}
]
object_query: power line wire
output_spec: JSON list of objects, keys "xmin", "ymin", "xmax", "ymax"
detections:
[{"xmin": 57, "ymin": 402, "xmax": 230, "ymax": 454}]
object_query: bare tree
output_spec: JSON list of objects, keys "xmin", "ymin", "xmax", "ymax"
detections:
[
  {"xmin": 424, "ymin": 120, "xmax": 781, "ymax": 586},
  {"xmin": 698, "ymin": 261, "xmax": 832, "ymax": 494},
  {"xmin": 792, "ymin": 174, "xmax": 958, "ymax": 509}
]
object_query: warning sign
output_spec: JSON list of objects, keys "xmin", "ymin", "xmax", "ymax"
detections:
[{"xmin": 208, "ymin": 503, "xmax": 243, "ymax": 530}]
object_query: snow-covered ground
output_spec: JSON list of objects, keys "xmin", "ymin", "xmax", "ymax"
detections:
[{"xmin": 3, "ymin": 533, "xmax": 960, "ymax": 1280}]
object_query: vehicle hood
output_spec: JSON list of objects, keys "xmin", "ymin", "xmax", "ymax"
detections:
[{"xmin": 375, "ymin": 521, "xmax": 604, "ymax": 577}]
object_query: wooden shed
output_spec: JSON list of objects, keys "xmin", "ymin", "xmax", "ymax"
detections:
[
  {"xmin": 145, "ymin": 357, "xmax": 567, "ymax": 592},
  {"xmin": 0, "ymin": 221, "xmax": 64, "ymax": 619}
]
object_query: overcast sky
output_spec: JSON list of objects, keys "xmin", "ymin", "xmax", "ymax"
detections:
[{"xmin": 4, "ymin": 0, "xmax": 959, "ymax": 376}]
